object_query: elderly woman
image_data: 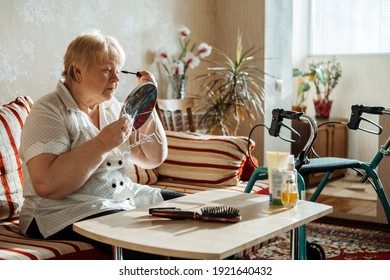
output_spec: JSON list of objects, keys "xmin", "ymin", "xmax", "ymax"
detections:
[{"xmin": 19, "ymin": 30, "xmax": 181, "ymax": 259}]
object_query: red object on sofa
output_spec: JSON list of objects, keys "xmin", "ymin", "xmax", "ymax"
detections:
[
  {"xmin": 240, "ymin": 155, "xmax": 258, "ymax": 181},
  {"xmin": 239, "ymin": 155, "xmax": 269, "ymax": 195}
]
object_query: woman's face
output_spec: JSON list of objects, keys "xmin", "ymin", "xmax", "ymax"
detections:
[{"xmin": 80, "ymin": 62, "xmax": 121, "ymax": 103}]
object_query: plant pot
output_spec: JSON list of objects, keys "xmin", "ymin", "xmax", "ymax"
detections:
[{"xmin": 313, "ymin": 99, "xmax": 333, "ymax": 119}]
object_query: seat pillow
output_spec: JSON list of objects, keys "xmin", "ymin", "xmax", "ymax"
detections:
[
  {"xmin": 0, "ymin": 96, "xmax": 33, "ymax": 220},
  {"xmin": 157, "ymin": 130, "xmax": 255, "ymax": 186},
  {"xmin": 125, "ymin": 163, "xmax": 158, "ymax": 185}
]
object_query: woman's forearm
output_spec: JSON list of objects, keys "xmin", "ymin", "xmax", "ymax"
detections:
[
  {"xmin": 130, "ymin": 110, "xmax": 168, "ymax": 168},
  {"xmin": 27, "ymin": 137, "xmax": 110, "ymax": 199}
]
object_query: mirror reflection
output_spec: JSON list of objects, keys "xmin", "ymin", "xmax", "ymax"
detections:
[{"xmin": 121, "ymin": 82, "xmax": 157, "ymax": 130}]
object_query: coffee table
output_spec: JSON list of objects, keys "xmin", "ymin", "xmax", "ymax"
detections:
[{"xmin": 73, "ymin": 189, "xmax": 332, "ymax": 260}]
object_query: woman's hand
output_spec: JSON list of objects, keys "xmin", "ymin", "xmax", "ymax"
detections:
[
  {"xmin": 137, "ymin": 70, "xmax": 157, "ymax": 86},
  {"xmin": 97, "ymin": 117, "xmax": 132, "ymax": 150}
]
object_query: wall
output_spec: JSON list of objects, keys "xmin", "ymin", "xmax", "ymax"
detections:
[
  {"xmin": 214, "ymin": 0, "xmax": 267, "ymax": 163},
  {"xmin": 0, "ymin": 0, "xmax": 187, "ymax": 103},
  {"xmin": 1, "ymin": 0, "xmax": 274, "ymax": 164},
  {"xmin": 0, "ymin": 0, "xmax": 268, "ymax": 104},
  {"xmin": 263, "ymin": 0, "xmax": 293, "ymax": 159}
]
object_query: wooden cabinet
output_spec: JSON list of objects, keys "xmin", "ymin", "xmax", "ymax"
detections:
[{"xmin": 291, "ymin": 117, "xmax": 349, "ymax": 187}]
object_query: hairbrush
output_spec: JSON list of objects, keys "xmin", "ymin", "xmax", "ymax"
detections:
[{"xmin": 149, "ymin": 206, "xmax": 241, "ymax": 223}]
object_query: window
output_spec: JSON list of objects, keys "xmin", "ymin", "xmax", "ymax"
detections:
[{"xmin": 310, "ymin": 0, "xmax": 390, "ymax": 55}]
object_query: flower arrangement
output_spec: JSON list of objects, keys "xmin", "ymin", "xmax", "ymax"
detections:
[
  {"xmin": 156, "ymin": 26, "xmax": 212, "ymax": 98},
  {"xmin": 156, "ymin": 26, "xmax": 212, "ymax": 76}
]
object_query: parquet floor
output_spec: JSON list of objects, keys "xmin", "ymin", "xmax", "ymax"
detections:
[
  {"xmin": 314, "ymin": 195, "xmax": 376, "ymax": 217},
  {"xmin": 306, "ymin": 174, "xmax": 377, "ymax": 217},
  {"xmin": 307, "ymin": 178, "xmax": 387, "ymax": 230}
]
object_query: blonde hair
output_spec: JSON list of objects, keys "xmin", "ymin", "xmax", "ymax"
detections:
[{"xmin": 61, "ymin": 30, "xmax": 126, "ymax": 83}]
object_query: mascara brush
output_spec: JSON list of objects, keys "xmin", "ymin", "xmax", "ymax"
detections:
[
  {"xmin": 150, "ymin": 206, "xmax": 241, "ymax": 223},
  {"xmin": 121, "ymin": 70, "xmax": 142, "ymax": 77}
]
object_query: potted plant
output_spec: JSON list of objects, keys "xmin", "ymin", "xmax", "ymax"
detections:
[
  {"xmin": 292, "ymin": 68, "xmax": 311, "ymax": 113},
  {"xmin": 195, "ymin": 33, "xmax": 268, "ymax": 136},
  {"xmin": 299, "ymin": 56, "xmax": 342, "ymax": 119}
]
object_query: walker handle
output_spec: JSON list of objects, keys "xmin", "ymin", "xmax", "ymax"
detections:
[
  {"xmin": 268, "ymin": 109, "xmax": 302, "ymax": 143},
  {"xmin": 347, "ymin": 105, "xmax": 384, "ymax": 135}
]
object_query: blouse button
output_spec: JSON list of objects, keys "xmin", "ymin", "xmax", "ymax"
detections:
[
  {"xmin": 112, "ymin": 183, "xmax": 117, "ymax": 188},
  {"xmin": 107, "ymin": 162, "xmax": 112, "ymax": 166},
  {"xmin": 120, "ymin": 181, "xmax": 124, "ymax": 186},
  {"xmin": 118, "ymin": 160, "xmax": 123, "ymax": 165}
]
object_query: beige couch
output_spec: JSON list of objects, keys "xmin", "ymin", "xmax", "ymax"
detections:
[{"xmin": 0, "ymin": 96, "xmax": 268, "ymax": 260}]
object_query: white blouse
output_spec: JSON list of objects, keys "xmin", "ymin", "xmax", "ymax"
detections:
[{"xmin": 19, "ymin": 81, "xmax": 163, "ymax": 238}]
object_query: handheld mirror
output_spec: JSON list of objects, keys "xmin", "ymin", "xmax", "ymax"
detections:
[{"xmin": 120, "ymin": 82, "xmax": 158, "ymax": 130}]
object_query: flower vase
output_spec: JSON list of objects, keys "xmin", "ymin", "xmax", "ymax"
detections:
[
  {"xmin": 168, "ymin": 74, "xmax": 187, "ymax": 99},
  {"xmin": 314, "ymin": 99, "xmax": 333, "ymax": 119}
]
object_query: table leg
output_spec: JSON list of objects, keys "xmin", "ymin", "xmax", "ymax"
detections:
[
  {"xmin": 112, "ymin": 246, "xmax": 123, "ymax": 260},
  {"xmin": 290, "ymin": 228, "xmax": 299, "ymax": 260}
]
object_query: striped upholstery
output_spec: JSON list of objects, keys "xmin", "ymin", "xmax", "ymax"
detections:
[
  {"xmin": 157, "ymin": 130, "xmax": 255, "ymax": 186},
  {"xmin": 125, "ymin": 163, "xmax": 158, "ymax": 185},
  {"xmin": 0, "ymin": 96, "xmax": 33, "ymax": 220},
  {"xmin": 0, "ymin": 96, "xmax": 108, "ymax": 259},
  {"xmin": 0, "ymin": 220, "xmax": 107, "ymax": 260}
]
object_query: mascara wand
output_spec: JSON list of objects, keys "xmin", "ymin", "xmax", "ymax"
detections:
[{"xmin": 121, "ymin": 70, "xmax": 142, "ymax": 77}]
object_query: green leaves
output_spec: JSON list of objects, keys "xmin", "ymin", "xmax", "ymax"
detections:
[
  {"xmin": 298, "ymin": 82, "xmax": 310, "ymax": 94},
  {"xmin": 294, "ymin": 56, "xmax": 342, "ymax": 103},
  {"xmin": 293, "ymin": 68, "xmax": 304, "ymax": 77},
  {"xmin": 196, "ymin": 34, "xmax": 267, "ymax": 135}
]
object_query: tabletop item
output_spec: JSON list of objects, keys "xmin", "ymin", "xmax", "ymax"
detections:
[
  {"xmin": 266, "ymin": 151, "xmax": 290, "ymax": 205},
  {"xmin": 281, "ymin": 155, "xmax": 299, "ymax": 208},
  {"xmin": 150, "ymin": 206, "xmax": 241, "ymax": 223},
  {"xmin": 148, "ymin": 207, "xmax": 182, "ymax": 214}
]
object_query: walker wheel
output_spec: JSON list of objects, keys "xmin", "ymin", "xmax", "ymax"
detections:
[{"xmin": 307, "ymin": 241, "xmax": 326, "ymax": 260}]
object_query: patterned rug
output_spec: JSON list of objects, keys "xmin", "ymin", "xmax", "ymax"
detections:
[{"xmin": 244, "ymin": 222, "xmax": 390, "ymax": 260}]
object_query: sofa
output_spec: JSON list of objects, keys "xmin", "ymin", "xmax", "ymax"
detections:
[{"xmin": 0, "ymin": 96, "xmax": 269, "ymax": 260}]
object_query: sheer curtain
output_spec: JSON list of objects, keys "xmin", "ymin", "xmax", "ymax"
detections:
[{"xmin": 310, "ymin": 0, "xmax": 390, "ymax": 55}]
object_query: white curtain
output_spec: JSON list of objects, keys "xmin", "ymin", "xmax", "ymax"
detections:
[{"xmin": 310, "ymin": 0, "xmax": 390, "ymax": 55}]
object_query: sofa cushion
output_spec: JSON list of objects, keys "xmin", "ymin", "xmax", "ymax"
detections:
[
  {"xmin": 157, "ymin": 130, "xmax": 255, "ymax": 186},
  {"xmin": 125, "ymin": 163, "xmax": 158, "ymax": 185},
  {"xmin": 0, "ymin": 96, "xmax": 33, "ymax": 221},
  {"xmin": 0, "ymin": 220, "xmax": 107, "ymax": 260}
]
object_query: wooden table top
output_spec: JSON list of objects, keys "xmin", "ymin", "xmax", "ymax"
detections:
[{"xmin": 73, "ymin": 189, "xmax": 332, "ymax": 259}]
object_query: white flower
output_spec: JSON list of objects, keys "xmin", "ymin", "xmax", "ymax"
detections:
[
  {"xmin": 184, "ymin": 52, "xmax": 200, "ymax": 69},
  {"xmin": 198, "ymin": 42, "xmax": 212, "ymax": 58},
  {"xmin": 171, "ymin": 61, "xmax": 184, "ymax": 75},
  {"xmin": 156, "ymin": 25, "xmax": 212, "ymax": 77},
  {"xmin": 178, "ymin": 26, "xmax": 190, "ymax": 38},
  {"xmin": 157, "ymin": 48, "xmax": 169, "ymax": 61}
]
